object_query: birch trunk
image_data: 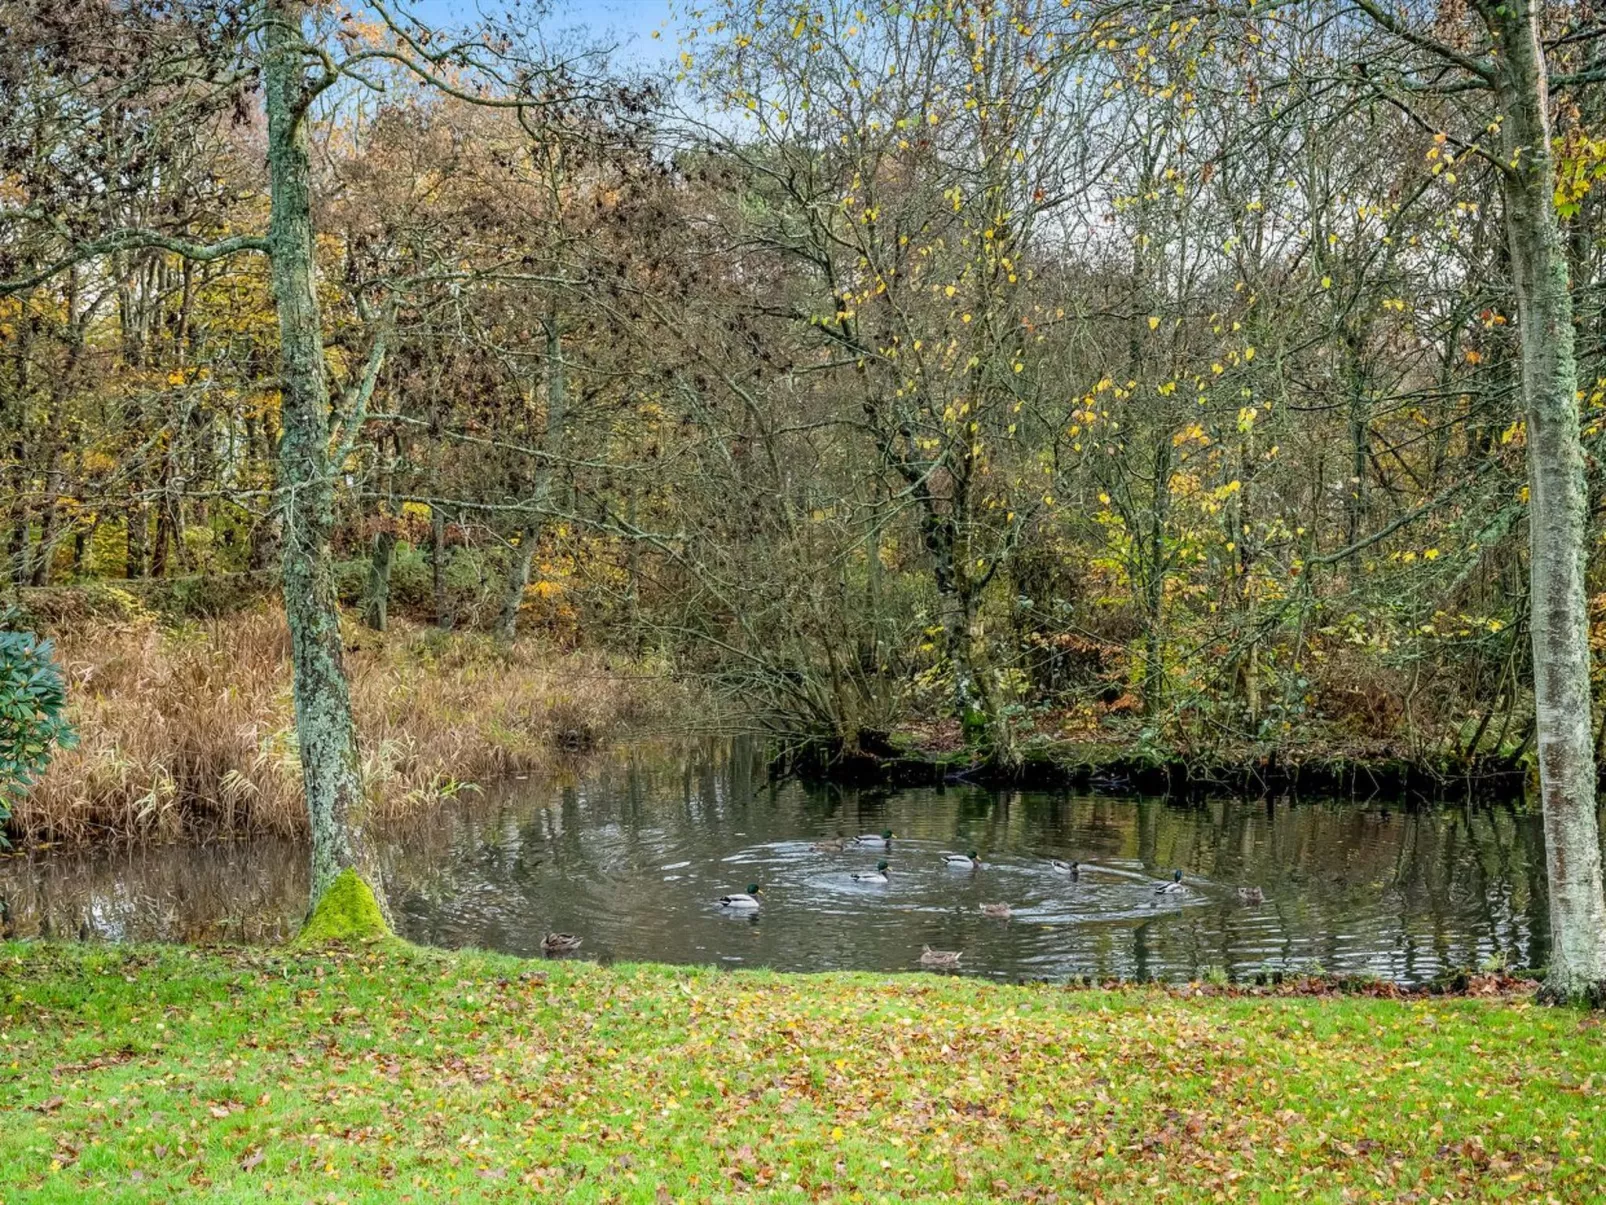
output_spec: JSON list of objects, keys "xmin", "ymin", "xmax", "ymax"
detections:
[
  {"xmin": 1493, "ymin": 0, "xmax": 1606, "ymax": 1000},
  {"xmin": 263, "ymin": 0, "xmax": 387, "ymax": 921}
]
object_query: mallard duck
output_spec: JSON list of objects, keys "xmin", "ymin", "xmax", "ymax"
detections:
[
  {"xmin": 943, "ymin": 850, "xmax": 981, "ymax": 869},
  {"xmin": 980, "ymin": 902, "xmax": 1012, "ymax": 919},
  {"xmin": 1237, "ymin": 886, "xmax": 1265, "ymax": 904},
  {"xmin": 854, "ymin": 829, "xmax": 894, "ymax": 847},
  {"xmin": 1050, "ymin": 859, "xmax": 1079, "ymax": 878},
  {"xmin": 920, "ymin": 945, "xmax": 964, "ymax": 968},
  {"xmin": 719, "ymin": 884, "xmax": 763, "ymax": 909},
  {"xmin": 1154, "ymin": 869, "xmax": 1186, "ymax": 894},
  {"xmin": 811, "ymin": 837, "xmax": 846, "ymax": 853},
  {"xmin": 541, "ymin": 932, "xmax": 582, "ymax": 955},
  {"xmin": 852, "ymin": 860, "xmax": 891, "ymax": 883}
]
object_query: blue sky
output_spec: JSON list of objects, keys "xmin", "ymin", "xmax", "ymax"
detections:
[{"xmin": 408, "ymin": 0, "xmax": 683, "ymax": 68}]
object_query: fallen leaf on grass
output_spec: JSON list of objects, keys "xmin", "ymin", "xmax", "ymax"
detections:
[{"xmin": 33, "ymin": 1095, "xmax": 65, "ymax": 1113}]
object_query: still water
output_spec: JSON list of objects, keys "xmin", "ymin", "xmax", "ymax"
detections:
[{"xmin": 0, "ymin": 742, "xmax": 1552, "ymax": 984}]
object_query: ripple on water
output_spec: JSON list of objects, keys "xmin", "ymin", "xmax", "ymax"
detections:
[{"xmin": 0, "ymin": 759, "xmax": 1549, "ymax": 984}]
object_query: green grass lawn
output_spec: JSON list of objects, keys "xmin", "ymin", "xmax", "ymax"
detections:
[{"xmin": 3, "ymin": 943, "xmax": 1604, "ymax": 1202}]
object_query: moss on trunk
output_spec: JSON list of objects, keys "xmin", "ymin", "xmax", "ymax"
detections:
[{"xmin": 295, "ymin": 867, "xmax": 390, "ymax": 945}]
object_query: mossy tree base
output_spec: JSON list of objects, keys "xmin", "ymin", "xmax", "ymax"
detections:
[{"xmin": 295, "ymin": 867, "xmax": 390, "ymax": 945}]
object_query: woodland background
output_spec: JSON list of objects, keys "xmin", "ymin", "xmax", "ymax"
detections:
[{"xmin": 6, "ymin": 0, "xmax": 1606, "ymax": 834}]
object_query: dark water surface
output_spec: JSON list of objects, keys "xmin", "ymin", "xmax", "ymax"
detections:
[{"xmin": 0, "ymin": 742, "xmax": 1555, "ymax": 984}]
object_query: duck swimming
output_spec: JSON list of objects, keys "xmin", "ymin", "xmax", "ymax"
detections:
[
  {"xmin": 980, "ymin": 902, "xmax": 1012, "ymax": 919},
  {"xmin": 852, "ymin": 860, "xmax": 891, "ymax": 883},
  {"xmin": 1050, "ymin": 859, "xmax": 1079, "ymax": 878},
  {"xmin": 541, "ymin": 932, "xmax": 582, "ymax": 955},
  {"xmin": 943, "ymin": 851, "xmax": 981, "ymax": 869},
  {"xmin": 1154, "ymin": 869, "xmax": 1186, "ymax": 894},
  {"xmin": 719, "ymin": 884, "xmax": 763, "ymax": 909},
  {"xmin": 854, "ymin": 830, "xmax": 894, "ymax": 847},
  {"xmin": 1237, "ymin": 886, "xmax": 1265, "ymax": 904},
  {"xmin": 920, "ymin": 946, "xmax": 963, "ymax": 968},
  {"xmin": 811, "ymin": 837, "xmax": 846, "ymax": 852}
]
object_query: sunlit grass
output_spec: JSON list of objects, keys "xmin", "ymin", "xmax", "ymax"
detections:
[{"xmin": 3, "ymin": 942, "xmax": 1603, "ymax": 1201}]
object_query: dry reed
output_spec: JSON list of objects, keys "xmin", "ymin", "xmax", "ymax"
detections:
[{"xmin": 11, "ymin": 606, "xmax": 681, "ymax": 844}]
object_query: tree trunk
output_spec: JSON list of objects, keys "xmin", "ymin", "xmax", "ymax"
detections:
[
  {"xmin": 263, "ymin": 0, "xmax": 387, "ymax": 923},
  {"xmin": 497, "ymin": 523, "xmax": 537, "ymax": 641},
  {"xmin": 497, "ymin": 311, "xmax": 566, "ymax": 642},
  {"xmin": 362, "ymin": 434, "xmax": 397, "ymax": 633},
  {"xmin": 31, "ymin": 457, "xmax": 61, "ymax": 587},
  {"xmin": 363, "ymin": 528, "xmax": 395, "ymax": 633},
  {"xmin": 429, "ymin": 503, "xmax": 453, "ymax": 630},
  {"xmin": 1493, "ymin": 0, "xmax": 1606, "ymax": 1000},
  {"xmin": 1140, "ymin": 435, "xmax": 1171, "ymax": 715},
  {"xmin": 1344, "ymin": 333, "xmax": 1369, "ymax": 548},
  {"xmin": 928, "ymin": 513, "xmax": 1015, "ymax": 766},
  {"xmin": 4, "ymin": 503, "xmax": 26, "ymax": 591},
  {"xmin": 124, "ymin": 483, "xmax": 147, "ymax": 578}
]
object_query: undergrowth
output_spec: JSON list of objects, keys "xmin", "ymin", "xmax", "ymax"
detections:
[{"xmin": 9, "ymin": 606, "xmax": 687, "ymax": 844}]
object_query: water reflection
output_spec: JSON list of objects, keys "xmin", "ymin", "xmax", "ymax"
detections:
[{"xmin": 0, "ymin": 741, "xmax": 1558, "ymax": 984}]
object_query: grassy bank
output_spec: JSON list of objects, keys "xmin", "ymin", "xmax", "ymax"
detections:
[
  {"xmin": 3, "ymin": 943, "xmax": 1603, "ymax": 1202},
  {"xmin": 12, "ymin": 607, "xmax": 686, "ymax": 844}
]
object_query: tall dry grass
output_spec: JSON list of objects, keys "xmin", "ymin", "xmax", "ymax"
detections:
[{"xmin": 12, "ymin": 606, "xmax": 682, "ymax": 844}]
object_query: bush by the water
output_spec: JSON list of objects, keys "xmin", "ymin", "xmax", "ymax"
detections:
[
  {"xmin": 0, "ymin": 616, "xmax": 75, "ymax": 832},
  {"xmin": 8, "ymin": 605, "xmax": 686, "ymax": 843}
]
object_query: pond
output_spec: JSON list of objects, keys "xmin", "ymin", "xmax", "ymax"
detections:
[{"xmin": 0, "ymin": 741, "xmax": 1555, "ymax": 985}]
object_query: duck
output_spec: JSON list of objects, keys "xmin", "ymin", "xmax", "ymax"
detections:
[
  {"xmin": 943, "ymin": 850, "xmax": 981, "ymax": 869},
  {"xmin": 541, "ymin": 932, "xmax": 582, "ymax": 955},
  {"xmin": 920, "ymin": 945, "xmax": 964, "ymax": 968},
  {"xmin": 852, "ymin": 860, "xmax": 891, "ymax": 883},
  {"xmin": 719, "ymin": 884, "xmax": 763, "ymax": 909},
  {"xmin": 811, "ymin": 837, "xmax": 846, "ymax": 853},
  {"xmin": 1049, "ymin": 859, "xmax": 1079, "ymax": 878},
  {"xmin": 980, "ymin": 902, "xmax": 1012, "ymax": 919},
  {"xmin": 1154, "ymin": 869, "xmax": 1186, "ymax": 894},
  {"xmin": 854, "ymin": 829, "xmax": 894, "ymax": 847},
  {"xmin": 1237, "ymin": 886, "xmax": 1265, "ymax": 904}
]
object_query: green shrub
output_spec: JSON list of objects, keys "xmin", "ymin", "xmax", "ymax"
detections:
[{"xmin": 0, "ymin": 610, "xmax": 76, "ymax": 836}]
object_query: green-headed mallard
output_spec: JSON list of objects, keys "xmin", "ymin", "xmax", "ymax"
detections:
[
  {"xmin": 541, "ymin": 932, "xmax": 582, "ymax": 955},
  {"xmin": 943, "ymin": 850, "xmax": 980, "ymax": 869},
  {"xmin": 854, "ymin": 829, "xmax": 894, "ymax": 847},
  {"xmin": 852, "ymin": 860, "xmax": 890, "ymax": 883},
  {"xmin": 811, "ymin": 837, "xmax": 846, "ymax": 853},
  {"xmin": 719, "ymin": 884, "xmax": 763, "ymax": 909},
  {"xmin": 1237, "ymin": 886, "xmax": 1265, "ymax": 904},
  {"xmin": 1050, "ymin": 859, "xmax": 1079, "ymax": 878},
  {"xmin": 980, "ymin": 902, "xmax": 1012, "ymax": 919},
  {"xmin": 1154, "ymin": 869, "xmax": 1185, "ymax": 894},
  {"xmin": 920, "ymin": 945, "xmax": 963, "ymax": 968}
]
